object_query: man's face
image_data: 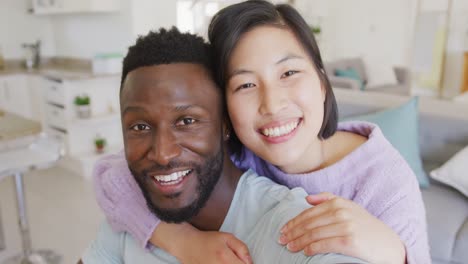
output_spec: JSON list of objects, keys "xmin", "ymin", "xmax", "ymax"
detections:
[{"xmin": 120, "ymin": 63, "xmax": 224, "ymax": 223}]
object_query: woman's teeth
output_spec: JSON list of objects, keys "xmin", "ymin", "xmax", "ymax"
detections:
[
  {"xmin": 154, "ymin": 169, "xmax": 191, "ymax": 185},
  {"xmin": 261, "ymin": 120, "xmax": 299, "ymax": 137}
]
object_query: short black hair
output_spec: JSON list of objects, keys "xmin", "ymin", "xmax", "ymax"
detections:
[
  {"xmin": 208, "ymin": 0, "xmax": 338, "ymax": 157},
  {"xmin": 120, "ymin": 27, "xmax": 213, "ymax": 91}
]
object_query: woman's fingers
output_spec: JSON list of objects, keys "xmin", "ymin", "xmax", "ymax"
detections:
[
  {"xmin": 303, "ymin": 236, "xmax": 359, "ymax": 257},
  {"xmin": 285, "ymin": 222, "xmax": 356, "ymax": 252},
  {"xmin": 279, "ymin": 206, "xmax": 354, "ymax": 245},
  {"xmin": 226, "ymin": 234, "xmax": 253, "ymax": 264},
  {"xmin": 281, "ymin": 196, "xmax": 350, "ymax": 235},
  {"xmin": 305, "ymin": 192, "xmax": 335, "ymax": 206}
]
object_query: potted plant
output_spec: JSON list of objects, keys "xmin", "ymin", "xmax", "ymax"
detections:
[
  {"xmin": 310, "ymin": 25, "xmax": 321, "ymax": 35},
  {"xmin": 74, "ymin": 94, "xmax": 91, "ymax": 118},
  {"xmin": 94, "ymin": 135, "xmax": 106, "ymax": 154}
]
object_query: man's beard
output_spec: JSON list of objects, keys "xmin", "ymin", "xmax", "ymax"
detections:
[{"xmin": 130, "ymin": 147, "xmax": 224, "ymax": 223}]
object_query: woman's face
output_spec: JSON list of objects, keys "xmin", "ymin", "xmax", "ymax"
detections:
[{"xmin": 226, "ymin": 25, "xmax": 325, "ymax": 173}]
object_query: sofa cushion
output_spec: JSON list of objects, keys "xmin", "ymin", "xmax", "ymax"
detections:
[
  {"xmin": 421, "ymin": 182, "xmax": 468, "ymax": 263},
  {"xmin": 325, "ymin": 58, "xmax": 368, "ymax": 84},
  {"xmin": 334, "ymin": 68, "xmax": 364, "ymax": 90},
  {"xmin": 364, "ymin": 57, "xmax": 398, "ymax": 88},
  {"xmin": 341, "ymin": 97, "xmax": 430, "ymax": 187},
  {"xmin": 431, "ymin": 145, "xmax": 468, "ymax": 197}
]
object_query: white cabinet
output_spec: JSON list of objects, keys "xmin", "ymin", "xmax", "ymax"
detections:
[
  {"xmin": 0, "ymin": 74, "xmax": 40, "ymax": 121},
  {"xmin": 40, "ymin": 75, "xmax": 122, "ymax": 155},
  {"xmin": 39, "ymin": 75, "xmax": 123, "ymax": 178},
  {"xmin": 32, "ymin": 0, "xmax": 120, "ymax": 15}
]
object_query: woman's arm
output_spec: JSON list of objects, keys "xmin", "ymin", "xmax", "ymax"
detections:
[
  {"xmin": 278, "ymin": 168, "xmax": 430, "ymax": 264},
  {"xmin": 93, "ymin": 151, "xmax": 159, "ymax": 247},
  {"xmin": 151, "ymin": 223, "xmax": 252, "ymax": 264},
  {"xmin": 279, "ymin": 192, "xmax": 406, "ymax": 264}
]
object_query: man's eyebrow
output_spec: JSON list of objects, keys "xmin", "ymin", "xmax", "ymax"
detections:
[
  {"xmin": 122, "ymin": 106, "xmax": 146, "ymax": 116},
  {"xmin": 173, "ymin": 105, "xmax": 204, "ymax": 112}
]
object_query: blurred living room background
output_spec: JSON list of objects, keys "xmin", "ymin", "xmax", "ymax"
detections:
[{"xmin": 0, "ymin": 0, "xmax": 467, "ymax": 264}]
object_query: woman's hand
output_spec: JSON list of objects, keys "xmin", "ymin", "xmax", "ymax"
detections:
[
  {"xmin": 151, "ymin": 222, "xmax": 252, "ymax": 264},
  {"xmin": 278, "ymin": 192, "xmax": 406, "ymax": 264}
]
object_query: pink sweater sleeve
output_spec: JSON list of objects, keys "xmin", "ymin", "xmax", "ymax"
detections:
[
  {"xmin": 92, "ymin": 150, "xmax": 160, "ymax": 248},
  {"xmin": 375, "ymin": 165, "xmax": 431, "ymax": 264}
]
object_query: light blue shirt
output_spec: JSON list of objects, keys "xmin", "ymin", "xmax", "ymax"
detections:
[{"xmin": 83, "ymin": 169, "xmax": 367, "ymax": 263}]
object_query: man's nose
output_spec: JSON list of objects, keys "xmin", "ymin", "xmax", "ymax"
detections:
[{"xmin": 147, "ymin": 128, "xmax": 182, "ymax": 166}]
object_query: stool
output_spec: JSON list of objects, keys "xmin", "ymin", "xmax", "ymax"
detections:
[
  {"xmin": 0, "ymin": 133, "xmax": 64, "ymax": 264},
  {"xmin": 0, "ymin": 207, "xmax": 5, "ymax": 251}
]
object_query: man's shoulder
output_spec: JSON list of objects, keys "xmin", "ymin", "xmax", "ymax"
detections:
[
  {"xmin": 241, "ymin": 169, "xmax": 292, "ymax": 199},
  {"xmin": 82, "ymin": 221, "xmax": 125, "ymax": 264},
  {"xmin": 83, "ymin": 221, "xmax": 179, "ymax": 264}
]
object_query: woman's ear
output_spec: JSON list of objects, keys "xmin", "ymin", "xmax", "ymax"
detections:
[
  {"xmin": 222, "ymin": 116, "xmax": 232, "ymax": 141},
  {"xmin": 322, "ymin": 85, "xmax": 326, "ymax": 103},
  {"xmin": 319, "ymin": 68, "xmax": 327, "ymax": 103}
]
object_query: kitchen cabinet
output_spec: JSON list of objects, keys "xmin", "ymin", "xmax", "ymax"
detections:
[
  {"xmin": 0, "ymin": 74, "xmax": 39, "ymax": 121},
  {"xmin": 39, "ymin": 75, "xmax": 123, "ymax": 178},
  {"xmin": 31, "ymin": 0, "xmax": 120, "ymax": 15}
]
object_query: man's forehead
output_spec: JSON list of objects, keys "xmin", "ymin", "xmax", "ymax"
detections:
[
  {"xmin": 120, "ymin": 63, "xmax": 221, "ymax": 111},
  {"xmin": 123, "ymin": 63, "xmax": 215, "ymax": 91}
]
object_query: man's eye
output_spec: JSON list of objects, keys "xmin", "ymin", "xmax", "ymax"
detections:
[
  {"xmin": 131, "ymin": 124, "xmax": 150, "ymax": 131},
  {"xmin": 236, "ymin": 83, "xmax": 255, "ymax": 91},
  {"xmin": 281, "ymin": 70, "xmax": 298, "ymax": 78},
  {"xmin": 176, "ymin": 118, "xmax": 196, "ymax": 126}
]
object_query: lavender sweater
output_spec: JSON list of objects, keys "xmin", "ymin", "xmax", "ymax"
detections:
[{"xmin": 93, "ymin": 121, "xmax": 430, "ymax": 264}]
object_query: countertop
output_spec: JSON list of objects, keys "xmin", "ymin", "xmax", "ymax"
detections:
[
  {"xmin": 0, "ymin": 57, "xmax": 120, "ymax": 81},
  {"xmin": 0, "ymin": 110, "xmax": 41, "ymax": 142}
]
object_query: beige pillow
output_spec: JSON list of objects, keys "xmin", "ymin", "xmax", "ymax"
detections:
[
  {"xmin": 430, "ymin": 145, "xmax": 468, "ymax": 197},
  {"xmin": 364, "ymin": 57, "xmax": 398, "ymax": 88}
]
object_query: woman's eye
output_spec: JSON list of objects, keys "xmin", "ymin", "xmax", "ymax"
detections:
[
  {"xmin": 281, "ymin": 70, "xmax": 298, "ymax": 78},
  {"xmin": 176, "ymin": 118, "xmax": 196, "ymax": 126},
  {"xmin": 236, "ymin": 83, "xmax": 256, "ymax": 91},
  {"xmin": 131, "ymin": 124, "xmax": 150, "ymax": 131}
]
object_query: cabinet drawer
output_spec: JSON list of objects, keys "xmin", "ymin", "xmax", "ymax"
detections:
[
  {"xmin": 46, "ymin": 126, "xmax": 67, "ymax": 143},
  {"xmin": 44, "ymin": 79, "xmax": 65, "ymax": 105},
  {"xmin": 45, "ymin": 126, "xmax": 68, "ymax": 153},
  {"xmin": 45, "ymin": 104, "xmax": 67, "ymax": 130}
]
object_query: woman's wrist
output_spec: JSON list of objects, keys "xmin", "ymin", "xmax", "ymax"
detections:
[{"xmin": 149, "ymin": 222, "xmax": 197, "ymax": 257}]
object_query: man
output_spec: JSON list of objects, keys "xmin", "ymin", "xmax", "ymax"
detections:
[{"xmin": 80, "ymin": 27, "xmax": 366, "ymax": 264}]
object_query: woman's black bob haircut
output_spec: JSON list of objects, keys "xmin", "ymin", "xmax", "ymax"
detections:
[{"xmin": 208, "ymin": 0, "xmax": 338, "ymax": 156}]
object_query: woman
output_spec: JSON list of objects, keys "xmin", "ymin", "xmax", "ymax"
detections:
[{"xmin": 94, "ymin": 1, "xmax": 430, "ymax": 263}]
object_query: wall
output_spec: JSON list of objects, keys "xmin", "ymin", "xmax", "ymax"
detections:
[
  {"xmin": 0, "ymin": 0, "xmax": 55, "ymax": 59},
  {"xmin": 130, "ymin": 0, "xmax": 177, "ymax": 38},
  {"xmin": 50, "ymin": 0, "xmax": 178, "ymax": 59},
  {"xmin": 294, "ymin": 0, "xmax": 416, "ymax": 85},
  {"xmin": 296, "ymin": 0, "xmax": 468, "ymax": 98},
  {"xmin": 51, "ymin": 0, "xmax": 133, "ymax": 58}
]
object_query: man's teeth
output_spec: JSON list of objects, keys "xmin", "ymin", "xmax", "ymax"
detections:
[
  {"xmin": 261, "ymin": 120, "xmax": 299, "ymax": 137},
  {"xmin": 154, "ymin": 170, "xmax": 191, "ymax": 184}
]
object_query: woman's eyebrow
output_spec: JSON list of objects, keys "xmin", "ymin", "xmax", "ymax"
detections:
[
  {"xmin": 276, "ymin": 54, "xmax": 304, "ymax": 65},
  {"xmin": 228, "ymin": 69, "xmax": 254, "ymax": 80}
]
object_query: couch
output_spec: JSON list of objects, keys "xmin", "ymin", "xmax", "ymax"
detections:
[
  {"xmin": 325, "ymin": 58, "xmax": 411, "ymax": 95},
  {"xmin": 334, "ymin": 88, "xmax": 468, "ymax": 264}
]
